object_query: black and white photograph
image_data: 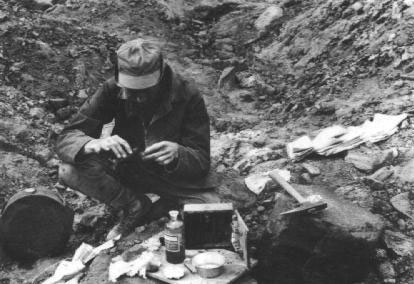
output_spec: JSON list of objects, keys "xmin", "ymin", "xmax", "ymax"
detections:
[{"xmin": 0, "ymin": 0, "xmax": 413, "ymax": 283}]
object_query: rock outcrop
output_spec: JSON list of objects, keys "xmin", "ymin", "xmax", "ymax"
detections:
[{"xmin": 257, "ymin": 184, "xmax": 384, "ymax": 284}]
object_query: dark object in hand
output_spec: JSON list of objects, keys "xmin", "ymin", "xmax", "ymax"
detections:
[
  {"xmin": 103, "ymin": 147, "xmax": 145, "ymax": 169},
  {"xmin": 117, "ymin": 147, "xmax": 145, "ymax": 163}
]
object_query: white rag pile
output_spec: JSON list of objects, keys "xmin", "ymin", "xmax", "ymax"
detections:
[
  {"xmin": 287, "ymin": 113, "xmax": 408, "ymax": 160},
  {"xmin": 42, "ymin": 235, "xmax": 120, "ymax": 284}
]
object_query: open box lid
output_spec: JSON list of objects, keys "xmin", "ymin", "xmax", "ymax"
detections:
[{"xmin": 183, "ymin": 203, "xmax": 250, "ymax": 268}]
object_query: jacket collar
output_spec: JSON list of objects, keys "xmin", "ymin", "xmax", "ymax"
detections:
[
  {"xmin": 164, "ymin": 64, "xmax": 186, "ymax": 103},
  {"xmin": 150, "ymin": 64, "xmax": 185, "ymax": 124}
]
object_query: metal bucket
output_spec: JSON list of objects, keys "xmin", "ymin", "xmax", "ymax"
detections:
[{"xmin": 0, "ymin": 187, "xmax": 74, "ymax": 261}]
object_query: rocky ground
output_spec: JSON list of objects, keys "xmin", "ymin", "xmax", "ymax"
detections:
[{"xmin": 2, "ymin": 0, "xmax": 414, "ymax": 283}]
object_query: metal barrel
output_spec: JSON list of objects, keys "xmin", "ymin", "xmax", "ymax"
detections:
[{"xmin": 0, "ymin": 187, "xmax": 74, "ymax": 261}]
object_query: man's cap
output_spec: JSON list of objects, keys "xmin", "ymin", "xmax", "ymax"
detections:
[{"xmin": 116, "ymin": 39, "xmax": 163, "ymax": 90}]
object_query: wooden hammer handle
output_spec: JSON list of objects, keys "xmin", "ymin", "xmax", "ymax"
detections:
[{"xmin": 269, "ymin": 170, "xmax": 306, "ymax": 203}]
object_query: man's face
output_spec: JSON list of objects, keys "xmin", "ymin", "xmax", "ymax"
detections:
[{"xmin": 124, "ymin": 84, "xmax": 160, "ymax": 105}]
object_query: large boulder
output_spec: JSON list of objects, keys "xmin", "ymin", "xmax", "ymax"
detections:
[{"xmin": 257, "ymin": 184, "xmax": 384, "ymax": 284}]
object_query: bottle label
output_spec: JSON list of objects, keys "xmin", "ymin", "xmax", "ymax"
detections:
[{"xmin": 165, "ymin": 233, "xmax": 181, "ymax": 252}]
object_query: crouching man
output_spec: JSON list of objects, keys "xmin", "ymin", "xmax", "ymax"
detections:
[{"xmin": 56, "ymin": 38, "xmax": 220, "ymax": 240}]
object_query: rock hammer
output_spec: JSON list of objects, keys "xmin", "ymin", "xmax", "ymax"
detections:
[{"xmin": 269, "ymin": 170, "xmax": 328, "ymax": 216}]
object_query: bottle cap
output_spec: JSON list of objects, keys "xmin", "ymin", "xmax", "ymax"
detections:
[{"xmin": 169, "ymin": 210, "xmax": 179, "ymax": 219}]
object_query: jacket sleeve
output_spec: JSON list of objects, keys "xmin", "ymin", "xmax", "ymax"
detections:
[
  {"xmin": 56, "ymin": 80, "xmax": 118, "ymax": 163},
  {"xmin": 168, "ymin": 89, "xmax": 211, "ymax": 179}
]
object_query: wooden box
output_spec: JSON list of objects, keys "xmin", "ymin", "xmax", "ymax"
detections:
[{"xmin": 183, "ymin": 203, "xmax": 250, "ymax": 268}]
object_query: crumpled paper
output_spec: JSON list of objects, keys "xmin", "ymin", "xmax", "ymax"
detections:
[
  {"xmin": 108, "ymin": 251, "xmax": 156, "ymax": 282},
  {"xmin": 287, "ymin": 113, "xmax": 407, "ymax": 160}
]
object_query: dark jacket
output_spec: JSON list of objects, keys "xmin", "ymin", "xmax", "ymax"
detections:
[{"xmin": 56, "ymin": 65, "xmax": 217, "ymax": 189}]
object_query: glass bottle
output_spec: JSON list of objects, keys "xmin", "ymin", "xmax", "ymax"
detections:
[{"xmin": 165, "ymin": 210, "xmax": 185, "ymax": 264}]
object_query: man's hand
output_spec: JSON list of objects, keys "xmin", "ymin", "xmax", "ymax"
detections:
[
  {"xmin": 142, "ymin": 141, "xmax": 179, "ymax": 166},
  {"xmin": 84, "ymin": 135, "xmax": 133, "ymax": 158}
]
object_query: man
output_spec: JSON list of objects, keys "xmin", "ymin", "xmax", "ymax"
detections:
[{"xmin": 56, "ymin": 38, "xmax": 220, "ymax": 239}]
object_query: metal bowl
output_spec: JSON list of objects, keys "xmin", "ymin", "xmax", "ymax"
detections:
[{"xmin": 192, "ymin": 252, "xmax": 225, "ymax": 278}]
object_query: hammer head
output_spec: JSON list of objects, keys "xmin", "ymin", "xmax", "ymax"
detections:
[{"xmin": 280, "ymin": 200, "xmax": 327, "ymax": 216}]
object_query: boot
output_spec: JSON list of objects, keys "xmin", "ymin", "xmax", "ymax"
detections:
[{"xmin": 106, "ymin": 195, "xmax": 152, "ymax": 240}]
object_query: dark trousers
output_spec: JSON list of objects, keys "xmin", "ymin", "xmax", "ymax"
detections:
[{"xmin": 58, "ymin": 154, "xmax": 220, "ymax": 209}]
